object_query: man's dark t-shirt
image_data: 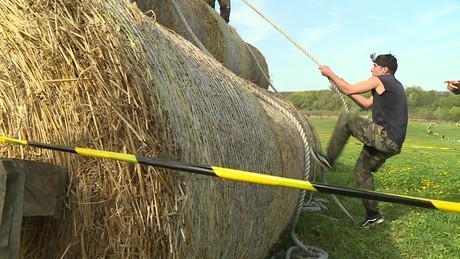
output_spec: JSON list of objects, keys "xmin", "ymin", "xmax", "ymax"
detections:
[{"xmin": 371, "ymin": 74, "xmax": 408, "ymax": 148}]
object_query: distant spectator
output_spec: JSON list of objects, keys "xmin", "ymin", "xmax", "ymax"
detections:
[
  {"xmin": 206, "ymin": 0, "xmax": 230, "ymax": 23},
  {"xmin": 445, "ymin": 80, "xmax": 460, "ymax": 94}
]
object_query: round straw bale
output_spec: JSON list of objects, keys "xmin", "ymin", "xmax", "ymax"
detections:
[
  {"xmin": 133, "ymin": 0, "xmax": 271, "ymax": 89},
  {"xmin": 0, "ymin": 0, "xmax": 318, "ymax": 258}
]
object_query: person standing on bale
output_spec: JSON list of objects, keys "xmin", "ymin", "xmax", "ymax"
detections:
[
  {"xmin": 206, "ymin": 0, "xmax": 231, "ymax": 23},
  {"xmin": 312, "ymin": 53, "xmax": 408, "ymax": 228}
]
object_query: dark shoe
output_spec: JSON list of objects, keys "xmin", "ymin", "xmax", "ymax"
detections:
[
  {"xmin": 361, "ymin": 213, "xmax": 384, "ymax": 228},
  {"xmin": 312, "ymin": 150, "xmax": 333, "ymax": 171}
]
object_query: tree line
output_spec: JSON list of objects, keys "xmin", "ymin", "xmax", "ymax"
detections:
[{"xmin": 285, "ymin": 86, "xmax": 460, "ymax": 121}]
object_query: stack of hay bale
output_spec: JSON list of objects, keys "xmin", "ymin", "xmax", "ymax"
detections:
[{"xmin": 134, "ymin": 0, "xmax": 271, "ymax": 89}]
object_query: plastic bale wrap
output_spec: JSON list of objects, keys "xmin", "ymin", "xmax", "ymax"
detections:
[
  {"xmin": 0, "ymin": 0, "xmax": 317, "ymax": 258},
  {"xmin": 134, "ymin": 0, "xmax": 271, "ymax": 89}
]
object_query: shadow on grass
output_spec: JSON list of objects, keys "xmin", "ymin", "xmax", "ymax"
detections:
[{"xmin": 267, "ymin": 162, "xmax": 411, "ymax": 259}]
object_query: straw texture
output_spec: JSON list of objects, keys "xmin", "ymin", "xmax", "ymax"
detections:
[
  {"xmin": 0, "ymin": 0, "xmax": 315, "ymax": 258},
  {"xmin": 134, "ymin": 0, "xmax": 271, "ymax": 89}
]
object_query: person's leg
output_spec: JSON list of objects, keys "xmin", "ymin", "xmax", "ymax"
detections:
[
  {"xmin": 347, "ymin": 114, "xmax": 401, "ymax": 154},
  {"xmin": 218, "ymin": 0, "xmax": 230, "ymax": 23},
  {"xmin": 314, "ymin": 112, "xmax": 400, "ymax": 171},
  {"xmin": 354, "ymin": 145, "xmax": 387, "ymax": 213},
  {"xmin": 207, "ymin": 0, "xmax": 216, "ymax": 8},
  {"xmin": 312, "ymin": 112, "xmax": 363, "ymax": 171},
  {"xmin": 351, "ymin": 117, "xmax": 400, "ymax": 210},
  {"xmin": 325, "ymin": 112, "xmax": 365, "ymax": 165}
]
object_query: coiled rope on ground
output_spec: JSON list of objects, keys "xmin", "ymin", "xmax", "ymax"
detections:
[{"xmin": 239, "ymin": 2, "xmax": 359, "ymax": 258}]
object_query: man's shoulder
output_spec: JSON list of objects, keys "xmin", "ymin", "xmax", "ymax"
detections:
[
  {"xmin": 370, "ymin": 76, "xmax": 385, "ymax": 94},
  {"xmin": 378, "ymin": 74, "xmax": 403, "ymax": 88},
  {"xmin": 366, "ymin": 76, "xmax": 383, "ymax": 86}
]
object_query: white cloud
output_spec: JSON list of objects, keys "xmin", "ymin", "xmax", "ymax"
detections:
[
  {"xmin": 228, "ymin": 0, "xmax": 460, "ymax": 91},
  {"xmin": 338, "ymin": 37, "xmax": 386, "ymax": 64},
  {"xmin": 416, "ymin": 4, "xmax": 460, "ymax": 25},
  {"xmin": 230, "ymin": 0, "xmax": 274, "ymax": 43},
  {"xmin": 299, "ymin": 23, "xmax": 341, "ymax": 47}
]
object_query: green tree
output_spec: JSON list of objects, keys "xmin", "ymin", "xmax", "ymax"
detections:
[
  {"xmin": 448, "ymin": 106, "xmax": 460, "ymax": 121},
  {"xmin": 289, "ymin": 91, "xmax": 322, "ymax": 110},
  {"xmin": 284, "ymin": 87, "xmax": 460, "ymax": 121},
  {"xmin": 406, "ymin": 87, "xmax": 436, "ymax": 109},
  {"xmin": 418, "ymin": 108, "xmax": 434, "ymax": 120},
  {"xmin": 289, "ymin": 91, "xmax": 307, "ymax": 109},
  {"xmin": 312, "ymin": 92, "xmax": 342, "ymax": 111},
  {"xmin": 433, "ymin": 107, "xmax": 449, "ymax": 121}
]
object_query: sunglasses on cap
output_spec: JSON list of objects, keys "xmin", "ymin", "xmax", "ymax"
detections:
[{"xmin": 370, "ymin": 53, "xmax": 377, "ymax": 62}]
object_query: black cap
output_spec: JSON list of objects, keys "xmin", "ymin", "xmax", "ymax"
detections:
[{"xmin": 370, "ymin": 53, "xmax": 398, "ymax": 74}]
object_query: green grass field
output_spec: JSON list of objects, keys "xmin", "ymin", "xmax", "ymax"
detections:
[{"xmin": 273, "ymin": 119, "xmax": 460, "ymax": 259}]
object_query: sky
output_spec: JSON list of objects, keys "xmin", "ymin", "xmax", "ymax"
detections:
[{"xmin": 229, "ymin": 0, "xmax": 460, "ymax": 92}]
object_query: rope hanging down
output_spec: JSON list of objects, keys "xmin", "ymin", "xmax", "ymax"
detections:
[
  {"xmin": 1, "ymin": 136, "xmax": 459, "ymax": 213},
  {"xmin": 241, "ymin": 0, "xmax": 349, "ymax": 114},
  {"xmin": 239, "ymin": 2, "xmax": 354, "ymax": 257},
  {"xmin": 169, "ymin": 2, "xmax": 328, "ymax": 257}
]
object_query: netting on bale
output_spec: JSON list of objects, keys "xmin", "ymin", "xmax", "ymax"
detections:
[
  {"xmin": 0, "ymin": 0, "xmax": 317, "ymax": 258},
  {"xmin": 134, "ymin": 0, "xmax": 271, "ymax": 89}
]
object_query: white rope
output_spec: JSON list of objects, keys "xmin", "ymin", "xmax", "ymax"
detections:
[
  {"xmin": 251, "ymin": 87, "xmax": 329, "ymax": 259},
  {"xmin": 172, "ymin": 0, "xmax": 314, "ymax": 185},
  {"xmin": 172, "ymin": 1, "xmax": 333, "ymax": 258},
  {"xmin": 173, "ymin": 0, "xmax": 278, "ymax": 96},
  {"xmin": 241, "ymin": 0, "xmax": 349, "ymax": 114},
  {"xmin": 243, "ymin": 42, "xmax": 280, "ymax": 94},
  {"xmin": 239, "ymin": 1, "xmax": 364, "ymax": 258},
  {"xmin": 171, "ymin": 0, "xmax": 213, "ymax": 57}
]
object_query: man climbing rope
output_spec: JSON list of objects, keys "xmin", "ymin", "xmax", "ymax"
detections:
[
  {"xmin": 206, "ymin": 0, "xmax": 231, "ymax": 23},
  {"xmin": 312, "ymin": 53, "xmax": 408, "ymax": 228}
]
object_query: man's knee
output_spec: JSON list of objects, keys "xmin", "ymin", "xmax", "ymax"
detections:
[
  {"xmin": 355, "ymin": 170, "xmax": 374, "ymax": 189},
  {"xmin": 336, "ymin": 111, "xmax": 357, "ymax": 126},
  {"xmin": 354, "ymin": 150, "xmax": 377, "ymax": 186}
]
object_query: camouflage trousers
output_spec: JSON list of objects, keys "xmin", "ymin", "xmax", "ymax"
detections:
[
  {"xmin": 206, "ymin": 0, "xmax": 231, "ymax": 23},
  {"xmin": 326, "ymin": 112, "xmax": 401, "ymax": 213}
]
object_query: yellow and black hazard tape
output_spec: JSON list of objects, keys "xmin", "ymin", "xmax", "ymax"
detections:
[{"xmin": 0, "ymin": 136, "xmax": 459, "ymax": 213}]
